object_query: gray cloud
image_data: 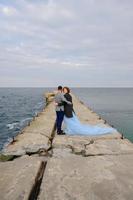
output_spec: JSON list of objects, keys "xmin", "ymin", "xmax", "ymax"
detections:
[{"xmin": 0, "ymin": 0, "xmax": 133, "ymax": 87}]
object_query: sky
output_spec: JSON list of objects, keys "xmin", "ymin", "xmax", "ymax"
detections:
[{"xmin": 0, "ymin": 0, "xmax": 133, "ymax": 87}]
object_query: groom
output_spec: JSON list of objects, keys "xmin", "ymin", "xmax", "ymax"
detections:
[{"xmin": 54, "ymin": 86, "xmax": 71, "ymax": 135}]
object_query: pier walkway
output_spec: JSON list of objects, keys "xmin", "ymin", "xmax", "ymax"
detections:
[{"xmin": 0, "ymin": 92, "xmax": 133, "ymax": 200}]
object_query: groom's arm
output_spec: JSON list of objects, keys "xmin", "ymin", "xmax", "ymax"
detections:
[
  {"xmin": 57, "ymin": 94, "xmax": 72, "ymax": 106},
  {"xmin": 61, "ymin": 94, "xmax": 72, "ymax": 104}
]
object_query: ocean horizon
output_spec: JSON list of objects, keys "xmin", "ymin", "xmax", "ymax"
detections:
[{"xmin": 0, "ymin": 87, "xmax": 133, "ymax": 151}]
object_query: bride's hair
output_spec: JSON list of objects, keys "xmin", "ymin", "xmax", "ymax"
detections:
[{"xmin": 63, "ymin": 87, "xmax": 70, "ymax": 93}]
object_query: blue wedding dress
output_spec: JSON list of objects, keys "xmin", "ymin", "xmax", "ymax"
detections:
[{"xmin": 64, "ymin": 112, "xmax": 116, "ymax": 136}]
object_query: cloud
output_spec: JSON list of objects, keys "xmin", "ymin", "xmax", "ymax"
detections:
[
  {"xmin": 0, "ymin": 0, "xmax": 133, "ymax": 87},
  {"xmin": 0, "ymin": 5, "xmax": 17, "ymax": 16}
]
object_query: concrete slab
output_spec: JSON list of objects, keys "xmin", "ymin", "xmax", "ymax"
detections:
[
  {"xmin": 53, "ymin": 133, "xmax": 122, "ymax": 149},
  {"xmin": 53, "ymin": 137, "xmax": 133, "ymax": 157},
  {"xmin": 0, "ymin": 156, "xmax": 45, "ymax": 200},
  {"xmin": 38, "ymin": 155, "xmax": 133, "ymax": 200},
  {"xmin": 83, "ymin": 138, "xmax": 133, "ymax": 156}
]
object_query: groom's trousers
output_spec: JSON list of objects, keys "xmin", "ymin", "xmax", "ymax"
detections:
[{"xmin": 56, "ymin": 111, "xmax": 64, "ymax": 133}]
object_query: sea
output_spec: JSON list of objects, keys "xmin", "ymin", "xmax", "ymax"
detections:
[{"xmin": 0, "ymin": 88, "xmax": 133, "ymax": 151}]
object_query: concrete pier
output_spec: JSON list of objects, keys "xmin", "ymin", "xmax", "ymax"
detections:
[{"xmin": 0, "ymin": 92, "xmax": 133, "ymax": 200}]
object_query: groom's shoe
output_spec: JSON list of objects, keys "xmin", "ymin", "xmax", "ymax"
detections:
[
  {"xmin": 60, "ymin": 131, "xmax": 66, "ymax": 135},
  {"xmin": 57, "ymin": 131, "xmax": 62, "ymax": 135},
  {"xmin": 57, "ymin": 130, "xmax": 65, "ymax": 135}
]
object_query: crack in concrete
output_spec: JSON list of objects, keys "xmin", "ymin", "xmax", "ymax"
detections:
[
  {"xmin": 82, "ymin": 152, "xmax": 133, "ymax": 157},
  {"xmin": 28, "ymin": 161, "xmax": 47, "ymax": 200},
  {"xmin": 67, "ymin": 145, "xmax": 133, "ymax": 157}
]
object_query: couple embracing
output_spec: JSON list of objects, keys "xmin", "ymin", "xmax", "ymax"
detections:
[
  {"xmin": 54, "ymin": 86, "xmax": 116, "ymax": 136},
  {"xmin": 54, "ymin": 86, "xmax": 73, "ymax": 135}
]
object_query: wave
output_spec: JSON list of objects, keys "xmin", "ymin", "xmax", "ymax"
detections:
[
  {"xmin": 19, "ymin": 117, "xmax": 33, "ymax": 127},
  {"xmin": 6, "ymin": 117, "xmax": 33, "ymax": 130},
  {"xmin": 6, "ymin": 122, "xmax": 19, "ymax": 130}
]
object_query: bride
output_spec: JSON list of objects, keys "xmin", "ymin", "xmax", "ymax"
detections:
[{"xmin": 62, "ymin": 87, "xmax": 116, "ymax": 135}]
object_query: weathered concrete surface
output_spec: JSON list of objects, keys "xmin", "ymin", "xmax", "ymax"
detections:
[
  {"xmin": 38, "ymin": 93, "xmax": 133, "ymax": 200},
  {"xmin": 53, "ymin": 134, "xmax": 122, "ymax": 150},
  {"xmin": 2, "ymin": 100, "xmax": 56, "ymax": 156},
  {"xmin": 53, "ymin": 137, "xmax": 133, "ymax": 157},
  {"xmin": 0, "ymin": 156, "xmax": 46, "ymax": 200},
  {"xmin": 38, "ymin": 155, "xmax": 133, "ymax": 200}
]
